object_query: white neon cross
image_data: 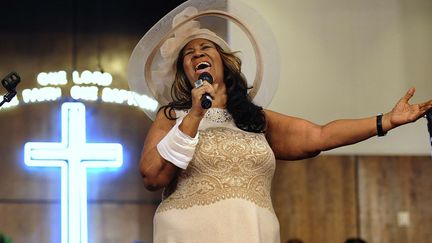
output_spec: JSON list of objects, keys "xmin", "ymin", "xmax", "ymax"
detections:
[{"xmin": 24, "ymin": 102, "xmax": 123, "ymax": 243}]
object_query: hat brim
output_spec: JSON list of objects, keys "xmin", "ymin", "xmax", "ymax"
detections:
[{"xmin": 128, "ymin": 0, "xmax": 280, "ymax": 120}]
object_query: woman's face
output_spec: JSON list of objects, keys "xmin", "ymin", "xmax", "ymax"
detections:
[{"xmin": 181, "ymin": 38, "xmax": 224, "ymax": 87}]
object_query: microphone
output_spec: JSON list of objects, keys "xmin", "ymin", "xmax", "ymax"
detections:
[
  {"xmin": 1, "ymin": 72, "xmax": 21, "ymax": 106},
  {"xmin": 194, "ymin": 72, "xmax": 213, "ymax": 109},
  {"xmin": 426, "ymin": 109, "xmax": 432, "ymax": 153},
  {"xmin": 2, "ymin": 72, "xmax": 21, "ymax": 93}
]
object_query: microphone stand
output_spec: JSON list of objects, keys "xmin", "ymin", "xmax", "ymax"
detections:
[{"xmin": 0, "ymin": 91, "xmax": 17, "ymax": 107}]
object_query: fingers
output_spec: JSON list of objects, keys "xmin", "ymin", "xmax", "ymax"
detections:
[
  {"xmin": 191, "ymin": 81, "xmax": 214, "ymax": 108},
  {"xmin": 400, "ymin": 87, "xmax": 415, "ymax": 103},
  {"xmin": 197, "ymin": 81, "xmax": 214, "ymax": 96},
  {"xmin": 420, "ymin": 99, "xmax": 432, "ymax": 113}
]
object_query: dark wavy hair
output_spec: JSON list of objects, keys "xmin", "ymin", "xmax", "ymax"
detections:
[{"xmin": 160, "ymin": 42, "xmax": 266, "ymax": 133}]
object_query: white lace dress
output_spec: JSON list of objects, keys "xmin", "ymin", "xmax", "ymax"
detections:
[{"xmin": 153, "ymin": 108, "xmax": 280, "ymax": 243}]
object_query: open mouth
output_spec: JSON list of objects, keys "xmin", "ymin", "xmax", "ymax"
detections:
[{"xmin": 194, "ymin": 61, "xmax": 211, "ymax": 73}]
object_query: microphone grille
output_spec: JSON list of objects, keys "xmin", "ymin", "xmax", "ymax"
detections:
[
  {"xmin": 198, "ymin": 72, "xmax": 213, "ymax": 84},
  {"xmin": 2, "ymin": 72, "xmax": 21, "ymax": 91}
]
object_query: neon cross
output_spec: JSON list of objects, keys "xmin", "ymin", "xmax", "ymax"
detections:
[{"xmin": 24, "ymin": 102, "xmax": 123, "ymax": 243}]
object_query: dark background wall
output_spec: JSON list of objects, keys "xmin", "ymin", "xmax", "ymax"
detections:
[
  {"xmin": 0, "ymin": 1, "xmax": 185, "ymax": 242},
  {"xmin": 0, "ymin": 1, "xmax": 431, "ymax": 243}
]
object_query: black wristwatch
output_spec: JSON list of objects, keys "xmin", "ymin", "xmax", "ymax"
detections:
[{"xmin": 376, "ymin": 113, "xmax": 387, "ymax": 137}]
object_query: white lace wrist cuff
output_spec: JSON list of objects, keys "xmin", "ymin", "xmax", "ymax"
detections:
[{"xmin": 156, "ymin": 120, "xmax": 199, "ymax": 169}]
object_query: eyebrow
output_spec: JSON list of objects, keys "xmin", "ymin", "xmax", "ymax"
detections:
[{"xmin": 183, "ymin": 42, "xmax": 213, "ymax": 53}]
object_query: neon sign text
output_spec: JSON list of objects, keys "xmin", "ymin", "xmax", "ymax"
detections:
[
  {"xmin": 70, "ymin": 85, "xmax": 98, "ymax": 101},
  {"xmin": 101, "ymin": 87, "xmax": 159, "ymax": 111},
  {"xmin": 37, "ymin": 71, "xmax": 68, "ymax": 86},
  {"xmin": 0, "ymin": 70, "xmax": 158, "ymax": 112},
  {"xmin": 22, "ymin": 87, "xmax": 62, "ymax": 103},
  {"xmin": 72, "ymin": 70, "xmax": 112, "ymax": 86}
]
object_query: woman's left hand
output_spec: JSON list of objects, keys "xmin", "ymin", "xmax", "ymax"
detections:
[{"xmin": 388, "ymin": 87, "xmax": 432, "ymax": 128}]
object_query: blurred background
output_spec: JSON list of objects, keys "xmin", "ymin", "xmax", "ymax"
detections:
[{"xmin": 0, "ymin": 0, "xmax": 431, "ymax": 242}]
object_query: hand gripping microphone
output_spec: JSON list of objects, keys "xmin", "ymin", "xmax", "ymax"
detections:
[{"xmin": 194, "ymin": 72, "xmax": 214, "ymax": 109}]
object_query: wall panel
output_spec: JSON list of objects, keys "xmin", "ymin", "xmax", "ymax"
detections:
[
  {"xmin": 358, "ymin": 156, "xmax": 432, "ymax": 243},
  {"xmin": 0, "ymin": 203, "xmax": 60, "ymax": 242},
  {"xmin": 272, "ymin": 156, "xmax": 358, "ymax": 243}
]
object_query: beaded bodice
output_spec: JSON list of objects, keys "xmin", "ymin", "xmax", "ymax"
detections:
[
  {"xmin": 203, "ymin": 108, "xmax": 233, "ymax": 123},
  {"xmin": 157, "ymin": 108, "xmax": 276, "ymax": 213}
]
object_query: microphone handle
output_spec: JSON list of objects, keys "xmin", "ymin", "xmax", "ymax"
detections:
[
  {"xmin": 201, "ymin": 93, "xmax": 212, "ymax": 109},
  {"xmin": 195, "ymin": 72, "xmax": 213, "ymax": 109}
]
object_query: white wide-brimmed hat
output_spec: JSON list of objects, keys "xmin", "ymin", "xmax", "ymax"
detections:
[{"xmin": 128, "ymin": 0, "xmax": 280, "ymax": 120}]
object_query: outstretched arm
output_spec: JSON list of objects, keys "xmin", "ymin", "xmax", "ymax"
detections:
[{"xmin": 265, "ymin": 88, "xmax": 432, "ymax": 160}]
